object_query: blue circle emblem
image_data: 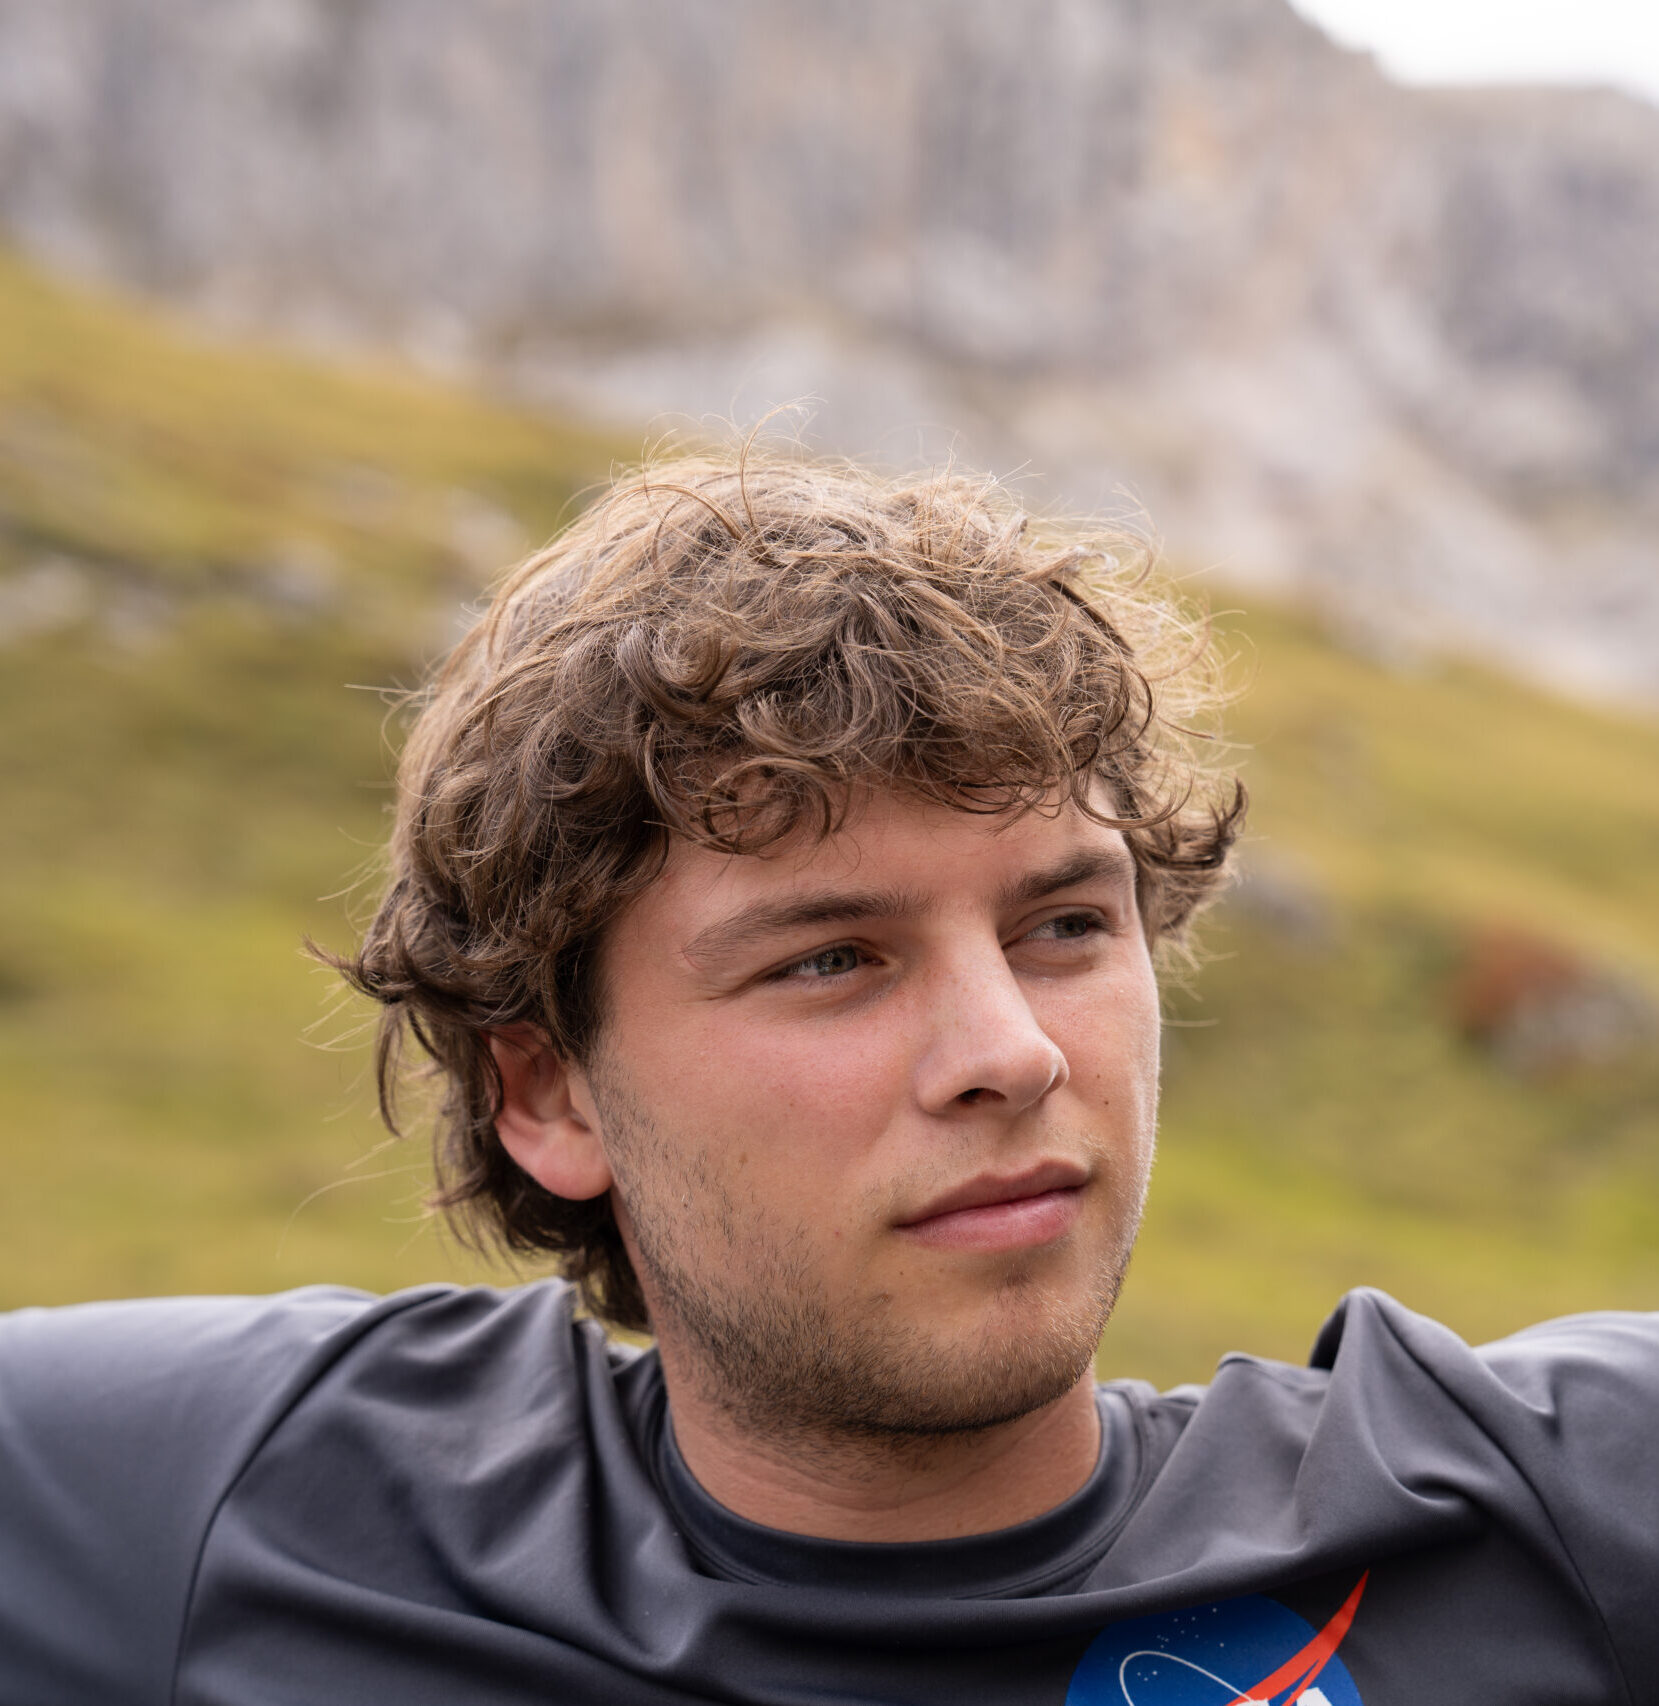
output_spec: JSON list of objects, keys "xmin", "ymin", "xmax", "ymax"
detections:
[{"xmin": 1066, "ymin": 1588, "xmax": 1365, "ymax": 1706}]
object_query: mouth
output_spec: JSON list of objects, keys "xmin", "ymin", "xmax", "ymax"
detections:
[{"xmin": 895, "ymin": 1161, "xmax": 1089, "ymax": 1254}]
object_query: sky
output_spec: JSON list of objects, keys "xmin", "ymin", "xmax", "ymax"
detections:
[{"xmin": 1284, "ymin": 0, "xmax": 1659, "ymax": 107}]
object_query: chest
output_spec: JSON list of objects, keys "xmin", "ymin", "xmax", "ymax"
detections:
[{"xmin": 172, "ymin": 1528, "xmax": 1623, "ymax": 1706}]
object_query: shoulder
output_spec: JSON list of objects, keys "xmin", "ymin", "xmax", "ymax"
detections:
[
  {"xmin": 1467, "ymin": 1304, "xmax": 1659, "ymax": 1406},
  {"xmin": 0, "ymin": 1280, "xmax": 607, "ymax": 1499},
  {"xmin": 1115, "ymin": 1288, "xmax": 1659, "ymax": 1540},
  {"xmin": 0, "ymin": 1288, "xmax": 381, "ymax": 1703},
  {"xmin": 0, "ymin": 1284, "xmax": 436, "ymax": 1487},
  {"xmin": 1319, "ymin": 1293, "xmax": 1659, "ymax": 1683},
  {"xmin": 1307, "ymin": 1286, "xmax": 1659, "ymax": 1424},
  {"xmin": 1214, "ymin": 1286, "xmax": 1659, "ymax": 1477},
  {"xmin": 0, "ymin": 1281, "xmax": 599, "ymax": 1705},
  {"xmin": 0, "ymin": 1277, "xmax": 603, "ymax": 1421},
  {"xmin": 1109, "ymin": 1293, "xmax": 1659, "ymax": 1667},
  {"xmin": 0, "ymin": 1286, "xmax": 390, "ymax": 1512},
  {"xmin": 1, "ymin": 1284, "xmax": 376, "ymax": 1398},
  {"xmin": 1301, "ymin": 1291, "xmax": 1659, "ymax": 1674},
  {"xmin": 1113, "ymin": 1287, "xmax": 1659, "ymax": 1457}
]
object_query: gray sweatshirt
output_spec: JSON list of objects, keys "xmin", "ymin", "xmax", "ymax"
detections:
[{"xmin": 1, "ymin": 1281, "xmax": 1655, "ymax": 1704}]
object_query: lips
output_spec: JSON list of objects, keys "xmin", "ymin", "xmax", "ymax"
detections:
[
  {"xmin": 895, "ymin": 1161, "xmax": 1089, "ymax": 1253},
  {"xmin": 899, "ymin": 1160, "xmax": 1089, "ymax": 1226}
]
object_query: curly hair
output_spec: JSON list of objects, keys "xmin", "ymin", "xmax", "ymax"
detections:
[{"xmin": 336, "ymin": 449, "xmax": 1244, "ymax": 1331}]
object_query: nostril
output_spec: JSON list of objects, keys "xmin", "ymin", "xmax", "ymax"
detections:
[{"xmin": 958, "ymin": 1087, "xmax": 988, "ymax": 1104}]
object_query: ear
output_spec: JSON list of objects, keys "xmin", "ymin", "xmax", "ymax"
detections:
[{"xmin": 489, "ymin": 1025, "xmax": 614, "ymax": 1201}]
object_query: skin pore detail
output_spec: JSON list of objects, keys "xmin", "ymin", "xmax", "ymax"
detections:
[{"xmin": 495, "ymin": 786, "xmax": 1162, "ymax": 1541}]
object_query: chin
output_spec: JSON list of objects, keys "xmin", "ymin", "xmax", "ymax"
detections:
[
  {"xmin": 858, "ymin": 1336, "xmax": 1098, "ymax": 1438},
  {"xmin": 875, "ymin": 1274, "xmax": 1117, "ymax": 1435},
  {"xmin": 677, "ymin": 1259, "xmax": 1122, "ymax": 1445}
]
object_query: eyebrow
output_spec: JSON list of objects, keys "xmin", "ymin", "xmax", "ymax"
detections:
[
  {"xmin": 683, "ymin": 885, "xmax": 923, "ymax": 968},
  {"xmin": 996, "ymin": 845, "xmax": 1138, "ymax": 912},
  {"xmin": 682, "ymin": 844, "xmax": 1138, "ymax": 969}
]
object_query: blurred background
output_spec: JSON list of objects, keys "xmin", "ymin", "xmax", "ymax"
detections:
[{"xmin": 1, "ymin": 0, "xmax": 1655, "ymax": 1387}]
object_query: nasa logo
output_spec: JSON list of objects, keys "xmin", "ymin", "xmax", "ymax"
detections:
[{"xmin": 1066, "ymin": 1573, "xmax": 1368, "ymax": 1705}]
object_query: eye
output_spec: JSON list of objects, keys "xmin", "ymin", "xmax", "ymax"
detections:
[
  {"xmin": 779, "ymin": 943, "xmax": 866, "ymax": 980},
  {"xmin": 1024, "ymin": 911, "xmax": 1105, "ymax": 944}
]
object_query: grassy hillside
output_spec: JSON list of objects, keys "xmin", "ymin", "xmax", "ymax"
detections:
[
  {"xmin": 2, "ymin": 251, "xmax": 1656, "ymax": 1385},
  {"xmin": 1108, "ymin": 603, "xmax": 1659, "ymax": 1377},
  {"xmin": 0, "ymin": 249, "xmax": 622, "ymax": 1301}
]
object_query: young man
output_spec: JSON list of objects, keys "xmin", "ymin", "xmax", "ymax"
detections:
[{"xmin": 1, "ymin": 455, "xmax": 1655, "ymax": 1705}]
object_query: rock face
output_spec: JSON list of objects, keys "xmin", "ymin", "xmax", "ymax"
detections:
[{"xmin": 1, "ymin": 0, "xmax": 1656, "ymax": 701}]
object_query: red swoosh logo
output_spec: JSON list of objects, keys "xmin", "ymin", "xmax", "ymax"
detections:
[{"xmin": 1222, "ymin": 1572, "xmax": 1369, "ymax": 1706}]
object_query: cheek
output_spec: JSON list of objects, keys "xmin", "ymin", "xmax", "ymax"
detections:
[
  {"xmin": 1046, "ymin": 961, "xmax": 1162, "ymax": 1102},
  {"xmin": 627, "ymin": 1008, "xmax": 909, "ymax": 1164}
]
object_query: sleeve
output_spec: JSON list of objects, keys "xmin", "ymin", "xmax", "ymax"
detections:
[
  {"xmin": 1470, "ymin": 1310, "xmax": 1659, "ymax": 1688},
  {"xmin": 0, "ymin": 1288, "xmax": 374, "ymax": 1706}
]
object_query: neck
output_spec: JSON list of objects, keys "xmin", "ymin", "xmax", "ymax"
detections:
[{"xmin": 661, "ymin": 1355, "xmax": 1103, "ymax": 1542}]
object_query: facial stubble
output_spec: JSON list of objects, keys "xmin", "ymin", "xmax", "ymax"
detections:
[{"xmin": 589, "ymin": 1053, "xmax": 1148, "ymax": 1453}]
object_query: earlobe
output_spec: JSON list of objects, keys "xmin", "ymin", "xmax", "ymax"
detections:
[{"xmin": 489, "ymin": 1027, "xmax": 614, "ymax": 1202}]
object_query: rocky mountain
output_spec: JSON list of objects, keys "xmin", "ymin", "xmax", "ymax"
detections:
[{"xmin": 1, "ymin": 0, "xmax": 1656, "ymax": 701}]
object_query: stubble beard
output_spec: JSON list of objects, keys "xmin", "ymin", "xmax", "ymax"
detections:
[{"xmin": 589, "ymin": 1055, "xmax": 1146, "ymax": 1455}]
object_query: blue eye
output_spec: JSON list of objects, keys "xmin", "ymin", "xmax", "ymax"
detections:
[
  {"xmin": 1032, "ymin": 913, "xmax": 1101, "ymax": 941},
  {"xmin": 789, "ymin": 944, "xmax": 864, "ymax": 978}
]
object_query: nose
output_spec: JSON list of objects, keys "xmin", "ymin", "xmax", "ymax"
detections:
[{"xmin": 912, "ymin": 951, "xmax": 1069, "ymax": 1117}]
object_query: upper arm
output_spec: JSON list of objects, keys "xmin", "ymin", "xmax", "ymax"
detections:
[
  {"xmin": 0, "ymin": 1289, "xmax": 371, "ymax": 1706},
  {"xmin": 1473, "ymin": 1312, "xmax": 1659, "ymax": 1685}
]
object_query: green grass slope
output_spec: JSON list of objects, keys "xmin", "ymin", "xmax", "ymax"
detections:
[
  {"xmin": 1108, "ymin": 605, "xmax": 1659, "ymax": 1379},
  {"xmin": 0, "ymin": 250, "xmax": 623, "ymax": 1302},
  {"xmin": 1, "ymin": 252, "xmax": 1655, "ymax": 1386}
]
